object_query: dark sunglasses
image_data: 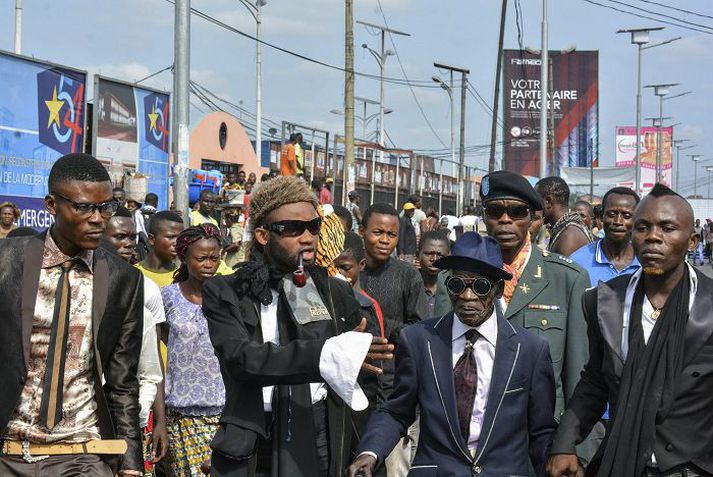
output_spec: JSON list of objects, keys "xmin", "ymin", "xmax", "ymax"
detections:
[
  {"xmin": 53, "ymin": 192, "xmax": 118, "ymax": 218},
  {"xmin": 263, "ymin": 217, "xmax": 322, "ymax": 237},
  {"xmin": 445, "ymin": 276, "xmax": 496, "ymax": 297},
  {"xmin": 484, "ymin": 203, "xmax": 530, "ymax": 220}
]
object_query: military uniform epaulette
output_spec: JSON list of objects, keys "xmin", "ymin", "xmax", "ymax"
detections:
[{"xmin": 541, "ymin": 250, "xmax": 584, "ymax": 273}]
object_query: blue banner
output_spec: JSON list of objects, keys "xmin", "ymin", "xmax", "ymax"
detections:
[
  {"xmin": 94, "ymin": 77, "xmax": 170, "ymax": 209},
  {"xmin": 0, "ymin": 51, "xmax": 87, "ymax": 221}
]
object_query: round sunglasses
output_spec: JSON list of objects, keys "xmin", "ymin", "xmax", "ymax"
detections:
[{"xmin": 445, "ymin": 276, "xmax": 496, "ymax": 297}]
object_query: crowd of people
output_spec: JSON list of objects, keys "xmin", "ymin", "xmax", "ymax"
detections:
[{"xmin": 0, "ymin": 151, "xmax": 712, "ymax": 477}]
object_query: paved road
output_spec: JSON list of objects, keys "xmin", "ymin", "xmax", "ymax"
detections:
[{"xmin": 692, "ymin": 262, "xmax": 713, "ymax": 280}]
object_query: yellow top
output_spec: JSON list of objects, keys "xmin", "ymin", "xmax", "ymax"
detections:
[{"xmin": 190, "ymin": 210, "xmax": 219, "ymax": 228}]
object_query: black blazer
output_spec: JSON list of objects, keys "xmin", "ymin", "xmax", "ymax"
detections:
[
  {"xmin": 0, "ymin": 232, "xmax": 145, "ymax": 472},
  {"xmin": 551, "ymin": 269, "xmax": 713, "ymax": 474},
  {"xmin": 202, "ymin": 266, "xmax": 362, "ymax": 476}
]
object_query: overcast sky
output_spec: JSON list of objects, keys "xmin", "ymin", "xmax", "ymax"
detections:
[{"xmin": 1, "ymin": 0, "xmax": 711, "ymax": 195}]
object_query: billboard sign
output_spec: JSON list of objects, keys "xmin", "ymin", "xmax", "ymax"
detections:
[
  {"xmin": 615, "ymin": 126, "xmax": 672, "ymax": 192},
  {"xmin": 0, "ymin": 50, "xmax": 87, "ymax": 227},
  {"xmin": 94, "ymin": 76, "xmax": 170, "ymax": 208},
  {"xmin": 502, "ymin": 50, "xmax": 599, "ymax": 177}
]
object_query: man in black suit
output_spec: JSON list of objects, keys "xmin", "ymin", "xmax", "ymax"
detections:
[
  {"xmin": 548, "ymin": 183, "xmax": 713, "ymax": 477},
  {"xmin": 202, "ymin": 176, "xmax": 393, "ymax": 477},
  {"xmin": 0, "ymin": 153, "xmax": 144, "ymax": 476}
]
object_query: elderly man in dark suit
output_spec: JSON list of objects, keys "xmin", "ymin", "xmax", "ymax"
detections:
[
  {"xmin": 548, "ymin": 184, "xmax": 713, "ymax": 477},
  {"xmin": 0, "ymin": 154, "xmax": 144, "ymax": 476},
  {"xmin": 346, "ymin": 232, "xmax": 557, "ymax": 477}
]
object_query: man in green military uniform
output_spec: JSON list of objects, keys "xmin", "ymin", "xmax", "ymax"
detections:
[{"xmin": 478, "ymin": 171, "xmax": 590, "ymax": 421}]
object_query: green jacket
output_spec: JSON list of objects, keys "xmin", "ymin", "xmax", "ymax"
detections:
[
  {"xmin": 434, "ymin": 247, "xmax": 590, "ymax": 420},
  {"xmin": 502, "ymin": 247, "xmax": 590, "ymax": 420}
]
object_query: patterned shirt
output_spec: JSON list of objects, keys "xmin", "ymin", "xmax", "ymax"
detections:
[
  {"xmin": 162, "ymin": 283, "xmax": 225, "ymax": 416},
  {"xmin": 5, "ymin": 232, "xmax": 100, "ymax": 443},
  {"xmin": 548, "ymin": 211, "xmax": 594, "ymax": 252}
]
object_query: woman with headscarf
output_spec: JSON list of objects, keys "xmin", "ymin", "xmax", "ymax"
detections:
[{"xmin": 161, "ymin": 224, "xmax": 225, "ymax": 476}]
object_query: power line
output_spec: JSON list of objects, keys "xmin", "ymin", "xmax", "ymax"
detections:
[
  {"xmin": 374, "ymin": 0, "xmax": 448, "ymax": 148},
  {"xmin": 162, "ymin": 0, "xmax": 445, "ymax": 88},
  {"xmin": 134, "ymin": 64, "xmax": 173, "ymax": 84},
  {"xmin": 632, "ymin": 0, "xmax": 713, "ymax": 21},
  {"xmin": 604, "ymin": 0, "xmax": 713, "ymax": 31},
  {"xmin": 581, "ymin": 0, "xmax": 713, "ymax": 35}
]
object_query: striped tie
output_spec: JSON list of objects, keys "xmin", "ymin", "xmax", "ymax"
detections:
[{"xmin": 39, "ymin": 260, "xmax": 75, "ymax": 430}]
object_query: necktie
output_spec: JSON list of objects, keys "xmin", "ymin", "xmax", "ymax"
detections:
[
  {"xmin": 39, "ymin": 260, "xmax": 75, "ymax": 430},
  {"xmin": 454, "ymin": 328, "xmax": 479, "ymax": 443}
]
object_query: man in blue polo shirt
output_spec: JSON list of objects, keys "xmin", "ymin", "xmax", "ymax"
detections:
[{"xmin": 569, "ymin": 186, "xmax": 640, "ymax": 466}]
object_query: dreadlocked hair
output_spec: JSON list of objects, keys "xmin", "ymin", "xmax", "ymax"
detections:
[
  {"xmin": 172, "ymin": 224, "xmax": 222, "ymax": 283},
  {"xmin": 248, "ymin": 176, "xmax": 318, "ymax": 228}
]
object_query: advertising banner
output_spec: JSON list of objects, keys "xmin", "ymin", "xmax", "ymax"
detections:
[
  {"xmin": 94, "ymin": 76, "xmax": 170, "ymax": 208},
  {"xmin": 615, "ymin": 126, "xmax": 672, "ymax": 193},
  {"xmin": 0, "ymin": 50, "xmax": 87, "ymax": 228},
  {"xmin": 502, "ymin": 50, "xmax": 599, "ymax": 177}
]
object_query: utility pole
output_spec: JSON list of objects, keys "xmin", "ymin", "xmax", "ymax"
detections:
[
  {"xmin": 489, "ymin": 0, "xmax": 507, "ymax": 172},
  {"xmin": 539, "ymin": 0, "xmax": 549, "ymax": 178},
  {"xmin": 14, "ymin": 0, "xmax": 22, "ymax": 54},
  {"xmin": 255, "ymin": 0, "xmax": 264, "ymax": 167},
  {"xmin": 344, "ymin": 0, "xmax": 355, "ymax": 205},
  {"xmin": 173, "ymin": 0, "xmax": 191, "ymax": 223},
  {"xmin": 435, "ymin": 62, "xmax": 470, "ymax": 215}
]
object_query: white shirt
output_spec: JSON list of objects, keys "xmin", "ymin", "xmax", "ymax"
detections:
[
  {"xmin": 452, "ymin": 311, "xmax": 498, "ymax": 451},
  {"xmin": 138, "ymin": 277, "xmax": 166, "ymax": 427},
  {"xmin": 260, "ymin": 289, "xmax": 371, "ymax": 412},
  {"xmin": 441, "ymin": 215, "xmax": 460, "ymax": 241},
  {"xmin": 620, "ymin": 263, "xmax": 697, "ymax": 464},
  {"xmin": 459, "ymin": 215, "xmax": 480, "ymax": 233}
]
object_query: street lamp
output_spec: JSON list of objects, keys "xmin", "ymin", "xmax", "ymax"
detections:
[
  {"xmin": 673, "ymin": 139, "xmax": 694, "ymax": 192},
  {"xmin": 329, "ymin": 98, "xmax": 392, "ymax": 140},
  {"xmin": 433, "ymin": 76, "xmax": 454, "ymax": 216},
  {"xmin": 238, "ymin": 0, "xmax": 267, "ymax": 161},
  {"xmin": 645, "ymin": 83, "xmax": 678, "ymax": 183},
  {"xmin": 705, "ymin": 166, "xmax": 713, "ymax": 199},
  {"xmin": 616, "ymin": 27, "xmax": 664, "ymax": 193},
  {"xmin": 691, "ymin": 155, "xmax": 701, "ymax": 197}
]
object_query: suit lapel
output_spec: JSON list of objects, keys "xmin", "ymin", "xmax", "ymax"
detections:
[
  {"xmin": 504, "ymin": 249, "xmax": 549, "ymax": 320},
  {"xmin": 684, "ymin": 270, "xmax": 713, "ymax": 365},
  {"xmin": 21, "ymin": 232, "xmax": 46, "ymax": 369},
  {"xmin": 596, "ymin": 279, "xmax": 627, "ymax": 366},
  {"xmin": 474, "ymin": 312, "xmax": 519, "ymax": 465},
  {"xmin": 92, "ymin": 250, "xmax": 109, "ymax": 343},
  {"xmin": 427, "ymin": 312, "xmax": 472, "ymax": 462}
]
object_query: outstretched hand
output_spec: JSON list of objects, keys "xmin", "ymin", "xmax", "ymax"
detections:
[{"xmin": 353, "ymin": 318, "xmax": 395, "ymax": 375}]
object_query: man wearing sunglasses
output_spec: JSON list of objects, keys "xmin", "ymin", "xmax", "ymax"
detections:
[
  {"xmin": 346, "ymin": 232, "xmax": 557, "ymax": 477},
  {"xmin": 202, "ymin": 176, "xmax": 394, "ymax": 477},
  {"xmin": 0, "ymin": 153, "xmax": 145, "ymax": 476},
  {"xmin": 479, "ymin": 171, "xmax": 590, "ymax": 430}
]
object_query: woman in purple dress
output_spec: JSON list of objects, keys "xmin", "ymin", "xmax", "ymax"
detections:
[{"xmin": 161, "ymin": 224, "xmax": 225, "ymax": 477}]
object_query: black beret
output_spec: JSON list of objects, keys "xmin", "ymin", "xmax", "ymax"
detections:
[{"xmin": 479, "ymin": 170, "xmax": 543, "ymax": 211}]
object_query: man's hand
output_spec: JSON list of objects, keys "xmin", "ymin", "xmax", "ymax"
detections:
[
  {"xmin": 352, "ymin": 318, "xmax": 395, "ymax": 375},
  {"xmin": 151, "ymin": 420, "xmax": 169, "ymax": 463},
  {"xmin": 547, "ymin": 453, "xmax": 582, "ymax": 477},
  {"xmin": 344, "ymin": 453, "xmax": 377, "ymax": 477}
]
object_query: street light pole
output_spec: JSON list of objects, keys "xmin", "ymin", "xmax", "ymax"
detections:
[
  {"xmin": 691, "ymin": 155, "xmax": 701, "ymax": 197},
  {"xmin": 255, "ymin": 0, "xmax": 264, "ymax": 164},
  {"xmin": 673, "ymin": 139, "xmax": 691, "ymax": 192},
  {"xmin": 433, "ymin": 76, "xmax": 455, "ymax": 214},
  {"xmin": 645, "ymin": 83, "xmax": 678, "ymax": 185},
  {"xmin": 616, "ymin": 27, "xmax": 665, "ymax": 193},
  {"xmin": 14, "ymin": 0, "xmax": 22, "ymax": 54},
  {"xmin": 539, "ymin": 0, "xmax": 548, "ymax": 178},
  {"xmin": 173, "ymin": 0, "xmax": 191, "ymax": 223},
  {"xmin": 358, "ymin": 21, "xmax": 410, "ymax": 194}
]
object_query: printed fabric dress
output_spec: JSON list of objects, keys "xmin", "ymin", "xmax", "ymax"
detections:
[{"xmin": 162, "ymin": 283, "xmax": 225, "ymax": 477}]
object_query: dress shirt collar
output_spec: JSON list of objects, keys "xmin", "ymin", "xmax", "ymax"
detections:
[
  {"xmin": 595, "ymin": 239, "xmax": 640, "ymax": 268},
  {"xmin": 625, "ymin": 262, "xmax": 698, "ymax": 312},
  {"xmin": 42, "ymin": 228, "xmax": 94, "ymax": 272},
  {"xmin": 452, "ymin": 309, "xmax": 498, "ymax": 348}
]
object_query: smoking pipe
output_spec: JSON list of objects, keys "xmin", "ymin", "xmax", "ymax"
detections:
[{"xmin": 293, "ymin": 253, "xmax": 307, "ymax": 287}]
